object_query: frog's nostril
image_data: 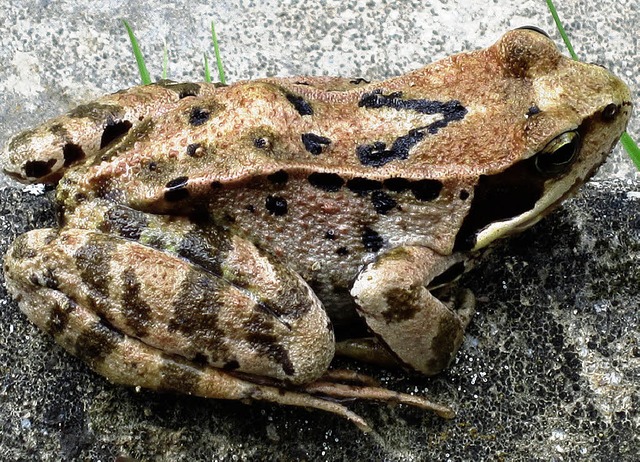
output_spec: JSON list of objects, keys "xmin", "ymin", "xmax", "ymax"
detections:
[{"xmin": 601, "ymin": 103, "xmax": 620, "ymax": 122}]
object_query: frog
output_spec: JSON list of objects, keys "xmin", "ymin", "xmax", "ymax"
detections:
[{"xmin": 1, "ymin": 28, "xmax": 632, "ymax": 431}]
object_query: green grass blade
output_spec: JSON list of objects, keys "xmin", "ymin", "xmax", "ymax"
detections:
[
  {"xmin": 204, "ymin": 54, "xmax": 211, "ymax": 83},
  {"xmin": 162, "ymin": 39, "xmax": 168, "ymax": 80},
  {"xmin": 211, "ymin": 20, "xmax": 226, "ymax": 84},
  {"xmin": 547, "ymin": 0, "xmax": 639, "ymax": 172},
  {"xmin": 545, "ymin": 0, "xmax": 578, "ymax": 60},
  {"xmin": 620, "ymin": 133, "xmax": 640, "ymax": 170},
  {"xmin": 123, "ymin": 19, "xmax": 152, "ymax": 85}
]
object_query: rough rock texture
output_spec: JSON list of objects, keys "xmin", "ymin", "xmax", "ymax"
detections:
[{"xmin": 0, "ymin": 0, "xmax": 638, "ymax": 460}]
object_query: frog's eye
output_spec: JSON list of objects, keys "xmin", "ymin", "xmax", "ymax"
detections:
[
  {"xmin": 515, "ymin": 26, "xmax": 550, "ymax": 38},
  {"xmin": 534, "ymin": 131, "xmax": 581, "ymax": 175}
]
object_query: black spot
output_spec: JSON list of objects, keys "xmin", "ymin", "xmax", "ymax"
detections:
[
  {"xmin": 100, "ymin": 119, "xmax": 133, "ymax": 149},
  {"xmin": 189, "ymin": 107, "xmax": 211, "ymax": 126},
  {"xmin": 383, "ymin": 177, "xmax": 411, "ymax": 192},
  {"xmin": 308, "ymin": 172, "xmax": 344, "ymax": 192},
  {"xmin": 267, "ymin": 170, "xmax": 289, "ymax": 185},
  {"xmin": 41, "ymin": 267, "xmax": 59, "ymax": 289},
  {"xmin": 346, "ymin": 177, "xmax": 382, "ymax": 195},
  {"xmin": 246, "ymin": 204, "xmax": 256, "ymax": 213},
  {"xmin": 382, "ymin": 285, "xmax": 422, "ymax": 323},
  {"xmin": 411, "ymin": 179, "xmax": 443, "ymax": 201},
  {"xmin": 148, "ymin": 161, "xmax": 158, "ymax": 171},
  {"xmin": 101, "ymin": 206, "xmax": 149, "ymax": 240},
  {"xmin": 168, "ymin": 270, "xmax": 228, "ymax": 360},
  {"xmin": 186, "ymin": 143, "xmax": 203, "ymax": 157},
  {"xmin": 255, "ymin": 301, "xmax": 293, "ymax": 329},
  {"xmin": 243, "ymin": 315, "xmax": 295, "ymax": 376},
  {"xmin": 371, "ymin": 190, "xmax": 397, "ymax": 214},
  {"xmin": 336, "ymin": 246, "xmax": 349, "ymax": 256},
  {"xmin": 349, "ymin": 78, "xmax": 370, "ymax": 85},
  {"xmin": 177, "ymin": 229, "xmax": 229, "ymax": 280},
  {"xmin": 47, "ymin": 299, "xmax": 74, "ymax": 336},
  {"xmin": 527, "ymin": 105, "xmax": 541, "ymax": 117},
  {"xmin": 358, "ymin": 90, "xmax": 467, "ymax": 120},
  {"xmin": 459, "ymin": 189, "xmax": 470, "ymax": 200},
  {"xmin": 75, "ymin": 319, "xmax": 123, "ymax": 364},
  {"xmin": 24, "ymin": 159, "xmax": 57, "ymax": 178},
  {"xmin": 164, "ymin": 176, "xmax": 190, "ymax": 202},
  {"xmin": 121, "ymin": 268, "xmax": 152, "ymax": 337},
  {"xmin": 74, "ymin": 240, "xmax": 115, "ymax": 300},
  {"xmin": 158, "ymin": 357, "xmax": 201, "ymax": 394},
  {"xmin": 266, "ymin": 195, "xmax": 288, "ymax": 216},
  {"xmin": 324, "ymin": 230, "xmax": 336, "ymax": 240},
  {"xmin": 427, "ymin": 316, "xmax": 462, "ymax": 373},
  {"xmin": 254, "ymin": 137, "xmax": 270, "ymax": 149},
  {"xmin": 362, "ymin": 227, "xmax": 384, "ymax": 252},
  {"xmin": 223, "ymin": 360, "xmax": 240, "ymax": 371},
  {"xmin": 301, "ymin": 133, "xmax": 331, "ymax": 155},
  {"xmin": 356, "ymin": 141, "xmax": 395, "ymax": 168},
  {"xmin": 62, "ymin": 143, "xmax": 86, "ymax": 166},
  {"xmin": 285, "ymin": 93, "xmax": 314, "ymax": 116},
  {"xmin": 357, "ymin": 130, "xmax": 427, "ymax": 167},
  {"xmin": 189, "ymin": 207, "xmax": 212, "ymax": 225},
  {"xmin": 356, "ymin": 92, "xmax": 467, "ymax": 167}
]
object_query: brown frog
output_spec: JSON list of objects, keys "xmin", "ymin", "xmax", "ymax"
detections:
[{"xmin": 1, "ymin": 28, "xmax": 632, "ymax": 431}]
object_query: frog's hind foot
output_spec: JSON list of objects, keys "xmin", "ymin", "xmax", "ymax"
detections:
[{"xmin": 301, "ymin": 373, "xmax": 455, "ymax": 420}]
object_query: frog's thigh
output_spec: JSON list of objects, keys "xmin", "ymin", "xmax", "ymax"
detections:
[
  {"xmin": 350, "ymin": 246, "xmax": 474, "ymax": 375},
  {"xmin": 4, "ymin": 228, "xmax": 334, "ymax": 386}
]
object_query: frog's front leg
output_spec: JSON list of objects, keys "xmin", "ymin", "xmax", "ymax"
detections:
[{"xmin": 350, "ymin": 246, "xmax": 475, "ymax": 375}]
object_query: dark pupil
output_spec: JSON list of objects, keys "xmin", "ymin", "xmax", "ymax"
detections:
[
  {"xmin": 602, "ymin": 103, "xmax": 619, "ymax": 122},
  {"xmin": 551, "ymin": 141, "xmax": 577, "ymax": 165},
  {"xmin": 536, "ymin": 138, "xmax": 577, "ymax": 174}
]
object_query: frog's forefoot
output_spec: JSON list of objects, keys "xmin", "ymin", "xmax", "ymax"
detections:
[{"xmin": 351, "ymin": 246, "xmax": 476, "ymax": 376}]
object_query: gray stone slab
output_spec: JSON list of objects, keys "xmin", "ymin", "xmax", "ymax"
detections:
[{"xmin": 0, "ymin": 0, "xmax": 638, "ymax": 460}]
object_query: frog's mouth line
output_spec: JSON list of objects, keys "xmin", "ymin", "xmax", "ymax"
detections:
[
  {"xmin": 454, "ymin": 123, "xmax": 621, "ymax": 252},
  {"xmin": 471, "ymin": 140, "xmax": 611, "ymax": 250}
]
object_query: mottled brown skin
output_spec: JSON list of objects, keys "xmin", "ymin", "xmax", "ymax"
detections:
[{"xmin": 1, "ymin": 29, "xmax": 632, "ymax": 430}]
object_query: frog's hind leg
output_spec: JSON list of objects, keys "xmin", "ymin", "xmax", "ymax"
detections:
[
  {"xmin": 3, "ymin": 278, "xmax": 370, "ymax": 431},
  {"xmin": 4, "ymin": 227, "xmax": 453, "ymax": 431},
  {"xmin": 3, "ymin": 226, "xmax": 335, "ymax": 386}
]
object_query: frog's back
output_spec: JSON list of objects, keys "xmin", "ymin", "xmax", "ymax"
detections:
[{"xmin": 3, "ymin": 29, "xmax": 631, "ymax": 301}]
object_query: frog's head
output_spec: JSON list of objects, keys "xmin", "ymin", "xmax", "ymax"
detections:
[{"xmin": 454, "ymin": 28, "xmax": 632, "ymax": 252}]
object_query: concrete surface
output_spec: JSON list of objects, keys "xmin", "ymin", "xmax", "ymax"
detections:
[{"xmin": 0, "ymin": 0, "xmax": 638, "ymax": 460}]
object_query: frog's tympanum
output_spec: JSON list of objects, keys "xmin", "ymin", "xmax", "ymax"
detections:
[{"xmin": 2, "ymin": 29, "xmax": 631, "ymax": 430}]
